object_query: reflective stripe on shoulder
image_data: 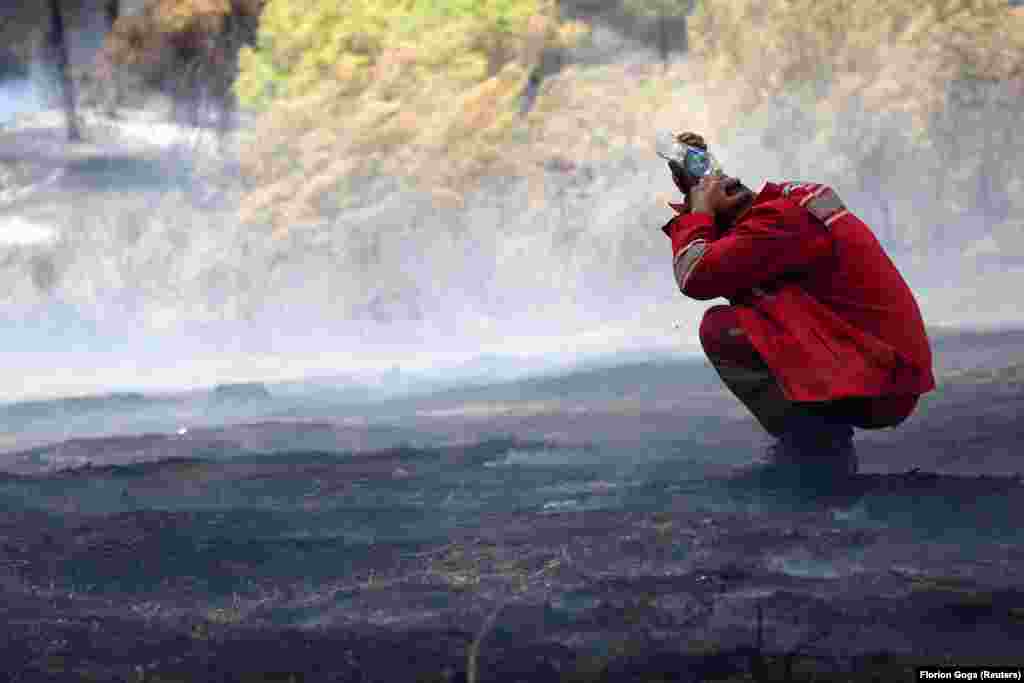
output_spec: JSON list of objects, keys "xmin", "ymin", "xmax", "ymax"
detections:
[
  {"xmin": 804, "ymin": 186, "xmax": 848, "ymax": 228},
  {"xmin": 782, "ymin": 182, "xmax": 815, "ymax": 197},
  {"xmin": 673, "ymin": 239, "xmax": 708, "ymax": 292},
  {"xmin": 798, "ymin": 184, "xmax": 828, "ymax": 207}
]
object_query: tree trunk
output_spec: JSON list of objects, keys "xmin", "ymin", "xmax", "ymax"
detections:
[
  {"xmin": 658, "ymin": 10, "xmax": 669, "ymax": 71},
  {"xmin": 103, "ymin": 0, "xmax": 122, "ymax": 117},
  {"xmin": 188, "ymin": 61, "xmax": 203, "ymax": 129},
  {"xmin": 977, "ymin": 82, "xmax": 1011, "ymax": 223},
  {"xmin": 215, "ymin": 16, "xmax": 243, "ymax": 138},
  {"xmin": 47, "ymin": 0, "xmax": 81, "ymax": 141},
  {"xmin": 519, "ymin": 68, "xmax": 542, "ymax": 115},
  {"xmin": 172, "ymin": 58, "xmax": 203, "ymax": 128},
  {"xmin": 104, "ymin": 0, "xmax": 119, "ymax": 27}
]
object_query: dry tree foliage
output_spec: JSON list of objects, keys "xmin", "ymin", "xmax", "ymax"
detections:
[
  {"xmin": 105, "ymin": 0, "xmax": 261, "ymax": 66},
  {"xmin": 102, "ymin": 0, "xmax": 262, "ymax": 126},
  {"xmin": 232, "ymin": 0, "xmax": 1023, "ymax": 253},
  {"xmin": 233, "ymin": 0, "xmax": 588, "ymax": 232},
  {"xmin": 687, "ymin": 0, "xmax": 1024, "ymax": 128}
]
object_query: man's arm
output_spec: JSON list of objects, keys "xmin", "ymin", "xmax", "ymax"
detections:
[{"xmin": 666, "ymin": 200, "xmax": 834, "ymax": 301}]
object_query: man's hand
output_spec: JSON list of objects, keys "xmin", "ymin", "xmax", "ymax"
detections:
[{"xmin": 688, "ymin": 175, "xmax": 748, "ymax": 219}]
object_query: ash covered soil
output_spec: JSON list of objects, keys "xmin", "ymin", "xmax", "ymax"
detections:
[{"xmin": 1, "ymin": 328, "xmax": 1023, "ymax": 682}]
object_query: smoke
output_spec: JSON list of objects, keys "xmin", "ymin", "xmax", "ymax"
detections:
[
  {"xmin": 0, "ymin": 78, "xmax": 44, "ymax": 127},
  {"xmin": 2, "ymin": 46, "xmax": 1023, "ymax": 402}
]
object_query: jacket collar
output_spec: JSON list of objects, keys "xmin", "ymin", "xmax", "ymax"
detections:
[
  {"xmin": 731, "ymin": 181, "xmax": 783, "ymax": 225},
  {"xmin": 754, "ymin": 181, "xmax": 784, "ymax": 204},
  {"xmin": 667, "ymin": 181, "xmax": 783, "ymax": 215},
  {"xmin": 661, "ymin": 182, "xmax": 784, "ymax": 236}
]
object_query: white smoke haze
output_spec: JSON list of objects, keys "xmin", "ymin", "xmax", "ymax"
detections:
[
  {"xmin": 0, "ymin": 80, "xmax": 39, "ymax": 128},
  {"xmin": 1, "ymin": 45, "xmax": 1022, "ymax": 403},
  {"xmin": 0, "ymin": 56, "xmax": 56, "ymax": 128}
]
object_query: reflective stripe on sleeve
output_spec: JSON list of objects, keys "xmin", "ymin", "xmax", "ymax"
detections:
[
  {"xmin": 673, "ymin": 239, "xmax": 708, "ymax": 292},
  {"xmin": 824, "ymin": 209, "xmax": 849, "ymax": 227}
]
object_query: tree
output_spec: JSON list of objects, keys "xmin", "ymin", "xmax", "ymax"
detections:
[
  {"xmin": 234, "ymin": 0, "xmax": 587, "ymax": 230},
  {"xmin": 687, "ymin": 0, "xmax": 1024, "ymax": 123},
  {"xmin": 685, "ymin": 0, "xmax": 1024, "ymax": 255},
  {"xmin": 0, "ymin": 6, "xmax": 42, "ymax": 70},
  {"xmin": 47, "ymin": 0, "xmax": 82, "ymax": 141},
  {"xmin": 622, "ymin": 0, "xmax": 694, "ymax": 69},
  {"xmin": 103, "ymin": 0, "xmax": 262, "ymax": 128},
  {"xmin": 101, "ymin": 0, "xmax": 121, "ymax": 116}
]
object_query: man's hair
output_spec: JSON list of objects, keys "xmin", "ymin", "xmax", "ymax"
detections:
[{"xmin": 674, "ymin": 131, "xmax": 707, "ymax": 152}]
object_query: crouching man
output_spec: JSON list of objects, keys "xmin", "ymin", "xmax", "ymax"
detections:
[{"xmin": 658, "ymin": 132, "xmax": 935, "ymax": 475}]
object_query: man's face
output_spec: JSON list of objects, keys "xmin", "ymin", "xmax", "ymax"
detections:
[
  {"xmin": 671, "ymin": 163, "xmax": 756, "ymax": 229},
  {"xmin": 714, "ymin": 176, "xmax": 756, "ymax": 230}
]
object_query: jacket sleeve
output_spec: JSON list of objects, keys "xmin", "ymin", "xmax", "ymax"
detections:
[{"xmin": 664, "ymin": 200, "xmax": 834, "ymax": 301}]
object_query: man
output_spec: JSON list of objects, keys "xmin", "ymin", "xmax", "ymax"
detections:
[{"xmin": 659, "ymin": 132, "xmax": 935, "ymax": 475}]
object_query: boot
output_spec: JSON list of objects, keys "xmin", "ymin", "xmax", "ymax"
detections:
[
  {"xmin": 763, "ymin": 413, "xmax": 858, "ymax": 476},
  {"xmin": 766, "ymin": 432, "xmax": 858, "ymax": 476}
]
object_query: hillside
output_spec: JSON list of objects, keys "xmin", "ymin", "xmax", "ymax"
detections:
[{"xmin": 0, "ymin": 325, "xmax": 1022, "ymax": 681}]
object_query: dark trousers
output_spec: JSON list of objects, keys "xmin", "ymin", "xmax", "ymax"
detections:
[{"xmin": 699, "ymin": 305, "xmax": 919, "ymax": 438}]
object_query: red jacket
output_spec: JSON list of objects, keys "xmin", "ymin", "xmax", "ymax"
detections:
[{"xmin": 663, "ymin": 181, "xmax": 935, "ymax": 403}]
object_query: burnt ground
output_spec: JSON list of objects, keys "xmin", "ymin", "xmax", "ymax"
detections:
[{"xmin": 0, "ymin": 327, "xmax": 1023, "ymax": 682}]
